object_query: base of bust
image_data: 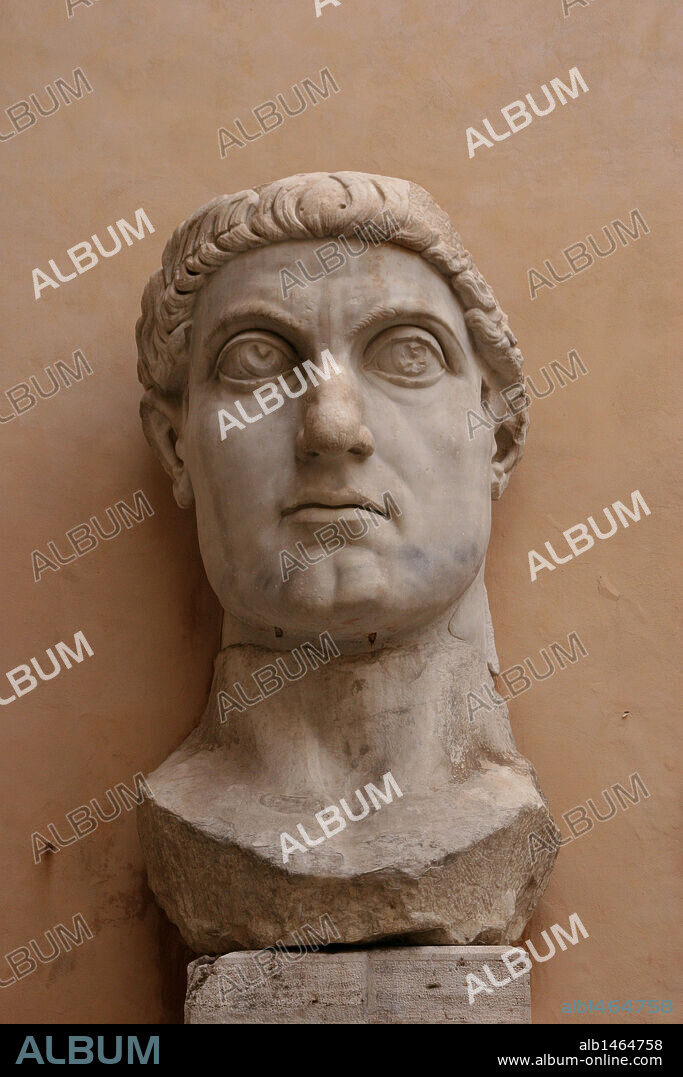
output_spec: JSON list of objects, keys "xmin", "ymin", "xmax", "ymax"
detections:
[
  {"xmin": 184, "ymin": 946, "xmax": 531, "ymax": 1024},
  {"xmin": 139, "ymin": 762, "xmax": 556, "ymax": 952}
]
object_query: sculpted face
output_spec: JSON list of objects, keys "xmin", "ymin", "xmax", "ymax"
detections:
[{"xmin": 177, "ymin": 240, "xmax": 496, "ymax": 640}]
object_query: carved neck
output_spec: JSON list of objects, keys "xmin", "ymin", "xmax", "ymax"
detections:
[{"xmin": 197, "ymin": 625, "xmax": 503, "ymax": 796}]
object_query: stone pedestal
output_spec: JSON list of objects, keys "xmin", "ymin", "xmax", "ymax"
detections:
[{"xmin": 185, "ymin": 946, "xmax": 530, "ymax": 1024}]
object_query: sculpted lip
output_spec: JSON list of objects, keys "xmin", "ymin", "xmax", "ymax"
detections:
[{"xmin": 281, "ymin": 490, "xmax": 388, "ymax": 519}]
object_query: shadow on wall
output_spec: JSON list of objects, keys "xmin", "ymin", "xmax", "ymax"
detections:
[{"xmin": 149, "ymin": 888, "xmax": 193, "ymax": 1024}]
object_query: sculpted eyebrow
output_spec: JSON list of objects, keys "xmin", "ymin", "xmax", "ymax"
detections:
[
  {"xmin": 351, "ymin": 305, "xmax": 402, "ymax": 333},
  {"xmin": 350, "ymin": 305, "xmax": 457, "ymax": 338},
  {"xmin": 204, "ymin": 304, "xmax": 301, "ymax": 348}
]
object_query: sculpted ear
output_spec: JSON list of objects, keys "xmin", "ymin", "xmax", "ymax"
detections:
[
  {"xmin": 140, "ymin": 389, "xmax": 194, "ymax": 509},
  {"xmin": 483, "ymin": 379, "xmax": 529, "ymax": 500}
]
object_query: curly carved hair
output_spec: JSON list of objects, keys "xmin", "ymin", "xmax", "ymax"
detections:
[{"xmin": 136, "ymin": 172, "xmax": 529, "ymax": 485}]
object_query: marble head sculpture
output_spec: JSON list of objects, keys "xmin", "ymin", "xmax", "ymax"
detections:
[{"xmin": 135, "ymin": 172, "xmax": 556, "ymax": 955}]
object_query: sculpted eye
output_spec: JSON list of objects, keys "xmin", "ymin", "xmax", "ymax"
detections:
[
  {"xmin": 363, "ymin": 327, "xmax": 446, "ymax": 387},
  {"xmin": 217, "ymin": 332, "xmax": 297, "ymax": 384}
]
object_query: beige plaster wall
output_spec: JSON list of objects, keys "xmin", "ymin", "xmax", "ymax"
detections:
[{"xmin": 0, "ymin": 0, "xmax": 678, "ymax": 1023}]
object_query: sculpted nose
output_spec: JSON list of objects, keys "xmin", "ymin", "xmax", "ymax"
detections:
[{"xmin": 295, "ymin": 365, "xmax": 375, "ymax": 461}]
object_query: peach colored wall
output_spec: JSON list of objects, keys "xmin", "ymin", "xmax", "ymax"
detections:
[{"xmin": 0, "ymin": 0, "xmax": 678, "ymax": 1024}]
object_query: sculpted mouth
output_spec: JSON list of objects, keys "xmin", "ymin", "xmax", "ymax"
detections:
[{"xmin": 282, "ymin": 495, "xmax": 388, "ymax": 519}]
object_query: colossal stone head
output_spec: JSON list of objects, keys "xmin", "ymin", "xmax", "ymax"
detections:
[
  {"xmin": 135, "ymin": 173, "xmax": 555, "ymax": 955},
  {"xmin": 136, "ymin": 172, "xmax": 528, "ymax": 657}
]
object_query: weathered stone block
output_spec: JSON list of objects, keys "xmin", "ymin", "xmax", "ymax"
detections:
[{"xmin": 185, "ymin": 946, "xmax": 531, "ymax": 1024}]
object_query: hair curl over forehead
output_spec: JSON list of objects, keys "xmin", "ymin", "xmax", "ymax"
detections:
[{"xmin": 136, "ymin": 171, "xmax": 528, "ymax": 458}]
